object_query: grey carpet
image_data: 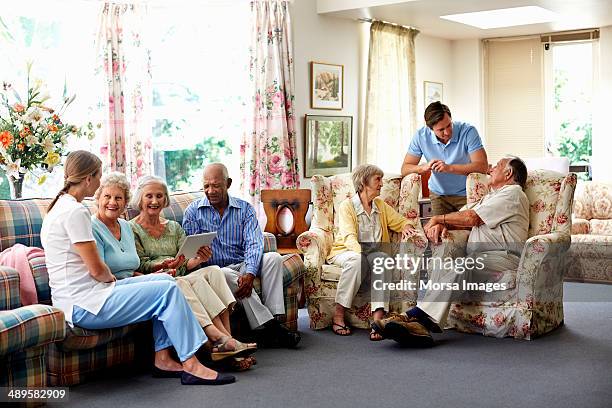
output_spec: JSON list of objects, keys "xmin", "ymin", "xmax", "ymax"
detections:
[{"xmin": 49, "ymin": 282, "xmax": 612, "ymax": 408}]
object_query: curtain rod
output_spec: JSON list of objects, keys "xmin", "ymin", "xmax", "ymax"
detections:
[
  {"xmin": 357, "ymin": 17, "xmax": 417, "ymax": 31},
  {"xmin": 483, "ymin": 28, "xmax": 599, "ymax": 42}
]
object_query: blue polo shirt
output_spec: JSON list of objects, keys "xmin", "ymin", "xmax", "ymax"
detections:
[{"xmin": 407, "ymin": 121, "xmax": 483, "ymax": 196}]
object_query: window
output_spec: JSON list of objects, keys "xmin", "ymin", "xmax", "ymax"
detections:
[
  {"xmin": 484, "ymin": 37, "xmax": 544, "ymax": 163},
  {"xmin": 545, "ymin": 41, "xmax": 595, "ymax": 177},
  {"xmin": 0, "ymin": 1, "xmax": 102, "ymax": 198},
  {"xmin": 0, "ymin": 1, "xmax": 250, "ymax": 198},
  {"xmin": 148, "ymin": 2, "xmax": 250, "ymax": 193}
]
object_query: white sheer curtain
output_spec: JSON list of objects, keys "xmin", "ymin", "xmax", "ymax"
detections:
[{"xmin": 362, "ymin": 21, "xmax": 418, "ymax": 174}]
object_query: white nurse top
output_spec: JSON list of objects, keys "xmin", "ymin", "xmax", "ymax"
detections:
[{"xmin": 40, "ymin": 194, "xmax": 115, "ymax": 325}]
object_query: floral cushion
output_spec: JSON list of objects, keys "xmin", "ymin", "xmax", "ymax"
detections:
[
  {"xmin": 575, "ymin": 181, "xmax": 612, "ymax": 220},
  {"xmin": 590, "ymin": 219, "xmax": 612, "ymax": 236},
  {"xmin": 571, "ymin": 181, "xmax": 612, "ymax": 236}
]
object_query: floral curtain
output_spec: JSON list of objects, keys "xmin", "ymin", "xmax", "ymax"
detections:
[
  {"xmin": 362, "ymin": 21, "xmax": 418, "ymax": 173},
  {"xmin": 95, "ymin": 3, "xmax": 153, "ymax": 186},
  {"xmin": 241, "ymin": 0, "xmax": 300, "ymax": 213}
]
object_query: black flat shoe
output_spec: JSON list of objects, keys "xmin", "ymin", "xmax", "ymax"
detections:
[
  {"xmin": 181, "ymin": 372, "xmax": 236, "ymax": 385},
  {"xmin": 152, "ymin": 366, "xmax": 183, "ymax": 378}
]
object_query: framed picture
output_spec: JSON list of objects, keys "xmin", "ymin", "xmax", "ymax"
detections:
[
  {"xmin": 310, "ymin": 62, "xmax": 344, "ymax": 110},
  {"xmin": 304, "ymin": 115, "xmax": 352, "ymax": 177},
  {"xmin": 424, "ymin": 81, "xmax": 443, "ymax": 107}
]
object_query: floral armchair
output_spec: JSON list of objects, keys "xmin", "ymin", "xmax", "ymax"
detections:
[
  {"xmin": 431, "ymin": 170, "xmax": 577, "ymax": 339},
  {"xmin": 565, "ymin": 181, "xmax": 612, "ymax": 283},
  {"xmin": 296, "ymin": 173, "xmax": 428, "ymax": 330}
]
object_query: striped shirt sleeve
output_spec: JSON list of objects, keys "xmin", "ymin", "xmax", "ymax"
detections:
[
  {"xmin": 182, "ymin": 202, "xmax": 201, "ymax": 236},
  {"xmin": 242, "ymin": 204, "xmax": 264, "ymax": 276}
]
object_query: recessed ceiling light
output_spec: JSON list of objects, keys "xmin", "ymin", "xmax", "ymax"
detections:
[{"xmin": 440, "ymin": 6, "xmax": 557, "ymax": 29}]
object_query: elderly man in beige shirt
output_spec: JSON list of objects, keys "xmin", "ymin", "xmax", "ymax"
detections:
[{"xmin": 372, "ymin": 156, "xmax": 529, "ymax": 347}]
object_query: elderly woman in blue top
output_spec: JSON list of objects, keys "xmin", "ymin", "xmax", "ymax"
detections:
[
  {"xmin": 41, "ymin": 151, "xmax": 233, "ymax": 386},
  {"xmin": 401, "ymin": 101, "xmax": 489, "ymax": 216},
  {"xmin": 91, "ymin": 172, "xmax": 141, "ymax": 280},
  {"xmin": 182, "ymin": 163, "xmax": 300, "ymax": 348}
]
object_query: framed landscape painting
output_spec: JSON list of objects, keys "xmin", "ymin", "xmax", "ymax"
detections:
[
  {"xmin": 304, "ymin": 115, "xmax": 352, "ymax": 177},
  {"xmin": 310, "ymin": 62, "xmax": 344, "ymax": 110}
]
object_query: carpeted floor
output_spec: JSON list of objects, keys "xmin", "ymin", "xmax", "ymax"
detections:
[{"xmin": 49, "ymin": 282, "xmax": 612, "ymax": 408}]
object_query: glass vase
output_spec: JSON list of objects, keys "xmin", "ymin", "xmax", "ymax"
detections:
[{"xmin": 7, "ymin": 173, "xmax": 25, "ymax": 199}]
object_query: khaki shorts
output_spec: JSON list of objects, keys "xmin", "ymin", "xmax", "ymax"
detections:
[{"xmin": 429, "ymin": 192, "xmax": 467, "ymax": 216}]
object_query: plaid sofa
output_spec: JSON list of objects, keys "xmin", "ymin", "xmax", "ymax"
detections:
[
  {"xmin": 0, "ymin": 267, "xmax": 65, "ymax": 387},
  {"xmin": 0, "ymin": 191, "xmax": 304, "ymax": 386}
]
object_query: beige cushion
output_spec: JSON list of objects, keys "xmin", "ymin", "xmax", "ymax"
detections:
[{"xmin": 321, "ymin": 264, "xmax": 342, "ymax": 282}]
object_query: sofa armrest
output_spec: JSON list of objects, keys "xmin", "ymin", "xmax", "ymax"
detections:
[
  {"xmin": 516, "ymin": 232, "xmax": 570, "ymax": 303},
  {"xmin": 0, "ymin": 267, "xmax": 21, "ymax": 310},
  {"xmin": 430, "ymin": 230, "xmax": 471, "ymax": 260},
  {"xmin": 0, "ymin": 304, "xmax": 65, "ymax": 356},
  {"xmin": 571, "ymin": 218, "xmax": 590, "ymax": 235},
  {"xmin": 262, "ymin": 232, "xmax": 277, "ymax": 253},
  {"xmin": 296, "ymin": 227, "xmax": 333, "ymax": 269},
  {"xmin": 399, "ymin": 226, "xmax": 429, "ymax": 258}
]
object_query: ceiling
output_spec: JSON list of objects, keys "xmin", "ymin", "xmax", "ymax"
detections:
[{"xmin": 317, "ymin": 0, "xmax": 612, "ymax": 39}]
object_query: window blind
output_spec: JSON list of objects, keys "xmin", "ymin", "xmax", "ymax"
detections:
[{"xmin": 483, "ymin": 37, "xmax": 544, "ymax": 163}]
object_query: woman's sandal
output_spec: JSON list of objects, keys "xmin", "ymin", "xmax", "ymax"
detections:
[
  {"xmin": 210, "ymin": 336, "xmax": 257, "ymax": 361},
  {"xmin": 332, "ymin": 322, "xmax": 352, "ymax": 336}
]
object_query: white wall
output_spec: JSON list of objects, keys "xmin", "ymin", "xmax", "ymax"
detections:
[
  {"xmin": 414, "ymin": 34, "xmax": 453, "ymax": 128},
  {"xmin": 450, "ymin": 39, "xmax": 484, "ymax": 138},
  {"xmin": 291, "ymin": 0, "xmax": 361, "ymax": 187},
  {"xmin": 292, "ymin": 4, "xmax": 458, "ymax": 182},
  {"xmin": 592, "ymin": 25, "xmax": 612, "ymax": 183}
]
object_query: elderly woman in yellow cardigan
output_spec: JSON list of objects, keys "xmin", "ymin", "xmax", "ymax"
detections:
[{"xmin": 328, "ymin": 164, "xmax": 418, "ymax": 340}]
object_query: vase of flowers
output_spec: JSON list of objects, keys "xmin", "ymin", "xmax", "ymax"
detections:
[{"xmin": 0, "ymin": 63, "xmax": 97, "ymax": 198}]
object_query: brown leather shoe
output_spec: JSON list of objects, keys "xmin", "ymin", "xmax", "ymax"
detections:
[
  {"xmin": 371, "ymin": 314, "xmax": 418, "ymax": 338},
  {"xmin": 385, "ymin": 320, "xmax": 434, "ymax": 347}
]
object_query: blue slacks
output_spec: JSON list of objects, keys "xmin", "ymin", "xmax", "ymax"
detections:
[{"xmin": 72, "ymin": 274, "xmax": 206, "ymax": 362}]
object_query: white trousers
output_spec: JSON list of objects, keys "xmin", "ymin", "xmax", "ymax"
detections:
[
  {"xmin": 221, "ymin": 252, "xmax": 285, "ymax": 329},
  {"xmin": 418, "ymin": 250, "xmax": 520, "ymax": 325},
  {"xmin": 331, "ymin": 250, "xmax": 392, "ymax": 312}
]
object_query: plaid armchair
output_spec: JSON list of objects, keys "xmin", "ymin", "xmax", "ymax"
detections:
[
  {"xmin": 0, "ymin": 192, "xmax": 303, "ymax": 386},
  {"xmin": 0, "ymin": 267, "xmax": 65, "ymax": 387},
  {"xmin": 296, "ymin": 173, "xmax": 428, "ymax": 330},
  {"xmin": 431, "ymin": 170, "xmax": 577, "ymax": 339}
]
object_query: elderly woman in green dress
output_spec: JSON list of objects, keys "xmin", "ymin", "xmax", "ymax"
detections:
[{"xmin": 128, "ymin": 175, "xmax": 256, "ymax": 370}]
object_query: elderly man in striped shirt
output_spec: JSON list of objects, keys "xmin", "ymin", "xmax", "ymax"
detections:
[{"xmin": 183, "ymin": 163, "xmax": 301, "ymax": 348}]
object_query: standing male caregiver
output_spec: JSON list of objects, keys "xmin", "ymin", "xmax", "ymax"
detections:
[{"xmin": 401, "ymin": 102, "xmax": 489, "ymax": 215}]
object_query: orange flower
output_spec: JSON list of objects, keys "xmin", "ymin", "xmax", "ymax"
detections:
[
  {"xmin": 19, "ymin": 126, "xmax": 31, "ymax": 137},
  {"xmin": 13, "ymin": 103, "xmax": 25, "ymax": 113},
  {"xmin": 17, "ymin": 143, "xmax": 25, "ymax": 151},
  {"xmin": 47, "ymin": 124, "xmax": 59, "ymax": 132},
  {"xmin": 0, "ymin": 130, "xmax": 13, "ymax": 148}
]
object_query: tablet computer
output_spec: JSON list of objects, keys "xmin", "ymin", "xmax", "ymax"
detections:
[{"xmin": 176, "ymin": 232, "xmax": 217, "ymax": 259}]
